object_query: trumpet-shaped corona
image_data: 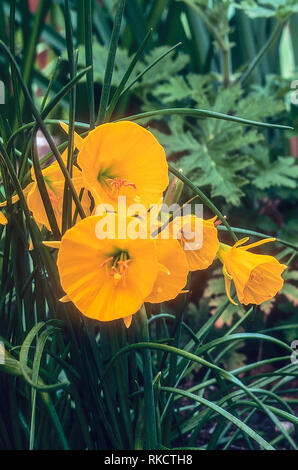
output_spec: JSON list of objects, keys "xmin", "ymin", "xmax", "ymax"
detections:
[
  {"xmin": 217, "ymin": 237, "xmax": 286, "ymax": 305},
  {"xmin": 57, "ymin": 214, "xmax": 159, "ymax": 322},
  {"xmin": 77, "ymin": 121, "xmax": 169, "ymax": 209}
]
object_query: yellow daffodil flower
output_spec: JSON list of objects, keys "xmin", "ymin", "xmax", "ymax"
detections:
[
  {"xmin": 217, "ymin": 237, "xmax": 287, "ymax": 305},
  {"xmin": 169, "ymin": 214, "xmax": 219, "ymax": 271},
  {"xmin": 76, "ymin": 121, "xmax": 169, "ymax": 209},
  {"xmin": 57, "ymin": 214, "xmax": 159, "ymax": 323},
  {"xmin": 53, "ymin": 210, "xmax": 192, "ymax": 325}
]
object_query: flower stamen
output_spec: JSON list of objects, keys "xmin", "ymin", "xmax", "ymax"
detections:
[
  {"xmin": 48, "ymin": 188, "xmax": 63, "ymax": 212},
  {"xmin": 106, "ymin": 177, "xmax": 137, "ymax": 193},
  {"xmin": 101, "ymin": 253, "xmax": 131, "ymax": 286}
]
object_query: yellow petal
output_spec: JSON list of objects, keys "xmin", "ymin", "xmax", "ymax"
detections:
[
  {"xmin": 57, "ymin": 215, "xmax": 159, "ymax": 322},
  {"xmin": 59, "ymin": 121, "xmax": 84, "ymax": 151},
  {"xmin": 59, "ymin": 295, "xmax": 71, "ymax": 303},
  {"xmin": 223, "ymin": 272, "xmax": 238, "ymax": 306},
  {"xmin": 241, "ymin": 260, "xmax": 286, "ymax": 305},
  {"xmin": 223, "ymin": 242, "xmax": 286, "ymax": 306},
  {"xmin": 77, "ymin": 121, "xmax": 169, "ymax": 210},
  {"xmin": 240, "ymin": 237, "xmax": 276, "ymax": 251},
  {"xmin": 123, "ymin": 315, "xmax": 132, "ymax": 328},
  {"xmin": 0, "ymin": 212, "xmax": 8, "ymax": 225},
  {"xmin": 0, "ymin": 193, "xmax": 20, "ymax": 207},
  {"xmin": 157, "ymin": 262, "xmax": 171, "ymax": 275},
  {"xmin": 172, "ymin": 215, "xmax": 219, "ymax": 271},
  {"xmin": 43, "ymin": 241, "xmax": 61, "ymax": 249},
  {"xmin": 233, "ymin": 237, "xmax": 250, "ymax": 248},
  {"xmin": 146, "ymin": 239, "xmax": 189, "ymax": 304}
]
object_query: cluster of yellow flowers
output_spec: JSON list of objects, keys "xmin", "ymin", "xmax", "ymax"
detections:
[{"xmin": 1, "ymin": 121, "xmax": 286, "ymax": 327}]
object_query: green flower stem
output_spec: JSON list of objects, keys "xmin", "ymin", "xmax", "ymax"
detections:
[
  {"xmin": 62, "ymin": 0, "xmax": 77, "ymax": 233},
  {"xmin": 137, "ymin": 306, "xmax": 158, "ymax": 450},
  {"xmin": 124, "ymin": 108, "xmax": 293, "ymax": 130},
  {"xmin": 97, "ymin": 0, "xmax": 126, "ymax": 124},
  {"xmin": 180, "ymin": 0, "xmax": 231, "ymax": 86},
  {"xmin": 106, "ymin": 28, "xmax": 153, "ymax": 121},
  {"xmin": 7, "ymin": 100, "xmax": 293, "ymax": 149},
  {"xmin": 238, "ymin": 20, "xmax": 285, "ymax": 85},
  {"xmin": 217, "ymin": 226, "xmax": 298, "ymax": 252},
  {"xmin": 148, "ymin": 0, "xmax": 169, "ymax": 31},
  {"xmin": 0, "ymin": 40, "xmax": 87, "ymax": 223},
  {"xmin": 117, "ymin": 42, "xmax": 182, "ymax": 103},
  {"xmin": 31, "ymin": 130, "xmax": 61, "ymax": 239},
  {"xmin": 9, "ymin": 0, "xmax": 22, "ymax": 131},
  {"xmin": 222, "ymin": 38, "xmax": 231, "ymax": 88},
  {"xmin": 108, "ymin": 322, "xmax": 134, "ymax": 449},
  {"xmin": 84, "ymin": 0, "xmax": 95, "ymax": 129},
  {"xmin": 18, "ymin": 0, "xmax": 51, "ymax": 122},
  {"xmin": 168, "ymin": 163, "xmax": 238, "ymax": 242},
  {"xmin": 180, "ymin": 0, "xmax": 224, "ymax": 50}
]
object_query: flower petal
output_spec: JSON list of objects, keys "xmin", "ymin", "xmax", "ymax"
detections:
[
  {"xmin": 146, "ymin": 239, "xmax": 189, "ymax": 303},
  {"xmin": 57, "ymin": 215, "xmax": 159, "ymax": 321},
  {"xmin": 77, "ymin": 121, "xmax": 169, "ymax": 209}
]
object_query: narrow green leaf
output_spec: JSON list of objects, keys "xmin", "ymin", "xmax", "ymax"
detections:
[
  {"xmin": 160, "ymin": 386, "xmax": 274, "ymax": 450},
  {"xmin": 97, "ymin": 0, "xmax": 126, "ymax": 124}
]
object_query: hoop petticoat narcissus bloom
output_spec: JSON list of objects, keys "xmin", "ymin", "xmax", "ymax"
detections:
[
  {"xmin": 53, "ymin": 212, "xmax": 191, "ymax": 326},
  {"xmin": 217, "ymin": 237, "xmax": 287, "ymax": 306},
  {"xmin": 76, "ymin": 121, "xmax": 169, "ymax": 209},
  {"xmin": 57, "ymin": 213, "xmax": 159, "ymax": 324},
  {"xmin": 168, "ymin": 214, "xmax": 219, "ymax": 271},
  {"xmin": 26, "ymin": 150, "xmax": 91, "ymax": 231},
  {"xmin": 145, "ymin": 238, "xmax": 189, "ymax": 303}
]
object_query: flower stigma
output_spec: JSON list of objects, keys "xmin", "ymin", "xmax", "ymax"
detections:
[{"xmin": 100, "ymin": 251, "xmax": 131, "ymax": 286}]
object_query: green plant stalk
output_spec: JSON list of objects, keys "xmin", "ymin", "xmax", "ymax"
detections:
[
  {"xmin": 180, "ymin": 0, "xmax": 223, "ymax": 49},
  {"xmin": 107, "ymin": 323, "xmax": 134, "ymax": 449},
  {"xmin": 137, "ymin": 306, "xmax": 158, "ymax": 450},
  {"xmin": 9, "ymin": 0, "xmax": 22, "ymax": 131},
  {"xmin": 31, "ymin": 132, "xmax": 61, "ymax": 239},
  {"xmin": 84, "ymin": 0, "xmax": 95, "ymax": 129},
  {"xmin": 239, "ymin": 20, "xmax": 285, "ymax": 85},
  {"xmin": 235, "ymin": 11, "xmax": 261, "ymax": 84},
  {"xmin": 222, "ymin": 37, "xmax": 231, "ymax": 88},
  {"xmin": 10, "ymin": 98, "xmax": 293, "ymax": 149},
  {"xmin": 124, "ymin": 107, "xmax": 293, "ymax": 130},
  {"xmin": 106, "ymin": 27, "xmax": 153, "ymax": 121},
  {"xmin": 0, "ymin": 143, "xmax": 43, "ymax": 252},
  {"xmin": 62, "ymin": 0, "xmax": 77, "ymax": 233},
  {"xmin": 184, "ymin": 361, "xmax": 297, "ymax": 446},
  {"xmin": 0, "ymin": 41, "xmax": 87, "ymax": 222},
  {"xmin": 168, "ymin": 162, "xmax": 238, "ymax": 242},
  {"xmin": 182, "ymin": 0, "xmax": 232, "ymax": 85},
  {"xmin": 18, "ymin": 0, "xmax": 51, "ymax": 121},
  {"xmin": 148, "ymin": 0, "xmax": 169, "ymax": 30},
  {"xmin": 162, "ymin": 307, "xmax": 185, "ymax": 446},
  {"xmin": 7, "ymin": 67, "xmax": 91, "ymax": 154},
  {"xmin": 160, "ymin": 386, "xmax": 273, "ymax": 450},
  {"xmin": 97, "ymin": 0, "xmax": 126, "ymax": 124},
  {"xmin": 29, "ymin": 326, "xmax": 57, "ymax": 449},
  {"xmin": 40, "ymin": 57, "xmax": 62, "ymax": 112},
  {"xmin": 1, "ymin": 333, "xmax": 69, "ymax": 450},
  {"xmin": 118, "ymin": 42, "xmax": 182, "ymax": 102},
  {"xmin": 217, "ymin": 226, "xmax": 298, "ymax": 252}
]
